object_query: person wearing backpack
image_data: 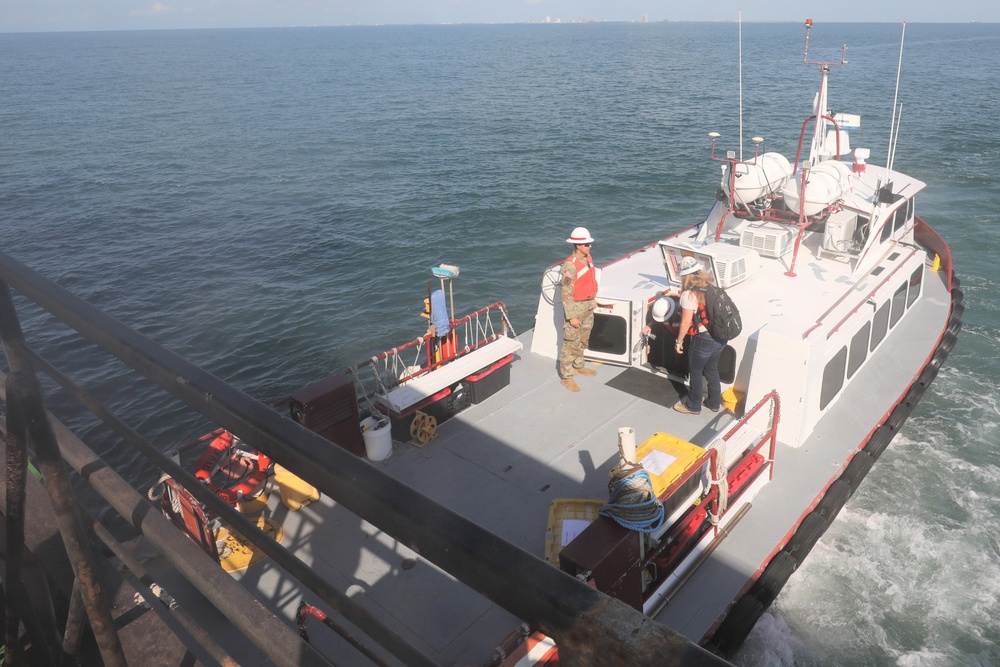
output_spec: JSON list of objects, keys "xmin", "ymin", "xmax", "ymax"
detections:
[{"xmin": 673, "ymin": 257, "xmax": 726, "ymax": 415}]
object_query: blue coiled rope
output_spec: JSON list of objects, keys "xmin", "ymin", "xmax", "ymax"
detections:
[{"xmin": 599, "ymin": 465, "xmax": 665, "ymax": 534}]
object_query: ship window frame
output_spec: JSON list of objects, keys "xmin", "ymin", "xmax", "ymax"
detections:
[
  {"xmin": 870, "ymin": 300, "xmax": 890, "ymax": 351},
  {"xmin": 820, "ymin": 346, "xmax": 848, "ymax": 411},
  {"xmin": 906, "ymin": 265, "xmax": 923, "ymax": 308},
  {"xmin": 879, "ymin": 215, "xmax": 893, "ymax": 243},
  {"xmin": 889, "ymin": 281, "xmax": 908, "ymax": 328},
  {"xmin": 589, "ymin": 312, "xmax": 629, "ymax": 357},
  {"xmin": 892, "ymin": 201, "xmax": 909, "ymax": 232},
  {"xmin": 847, "ymin": 321, "xmax": 871, "ymax": 379}
]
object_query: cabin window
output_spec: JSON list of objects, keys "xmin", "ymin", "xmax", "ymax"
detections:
[
  {"xmin": 847, "ymin": 322, "xmax": 871, "ymax": 379},
  {"xmin": 892, "ymin": 202, "xmax": 909, "ymax": 232},
  {"xmin": 889, "ymin": 281, "xmax": 908, "ymax": 328},
  {"xmin": 907, "ymin": 266, "xmax": 923, "ymax": 308},
  {"xmin": 870, "ymin": 301, "xmax": 890, "ymax": 351},
  {"xmin": 589, "ymin": 313, "xmax": 628, "ymax": 356},
  {"xmin": 879, "ymin": 215, "xmax": 893, "ymax": 243},
  {"xmin": 820, "ymin": 346, "xmax": 848, "ymax": 410}
]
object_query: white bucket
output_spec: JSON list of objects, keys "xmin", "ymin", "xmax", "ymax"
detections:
[{"xmin": 361, "ymin": 416, "xmax": 392, "ymax": 461}]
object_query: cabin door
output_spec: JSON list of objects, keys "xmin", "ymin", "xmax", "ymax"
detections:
[{"xmin": 587, "ymin": 298, "xmax": 642, "ymax": 367}]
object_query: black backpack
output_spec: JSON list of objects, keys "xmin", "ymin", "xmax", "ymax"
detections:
[{"xmin": 698, "ymin": 285, "xmax": 742, "ymax": 341}]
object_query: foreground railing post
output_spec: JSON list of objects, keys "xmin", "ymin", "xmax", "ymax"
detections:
[
  {"xmin": 4, "ymin": 375, "xmax": 127, "ymax": 667},
  {"xmin": 3, "ymin": 374, "xmax": 58, "ymax": 667},
  {"xmin": 0, "ymin": 284, "xmax": 127, "ymax": 667}
]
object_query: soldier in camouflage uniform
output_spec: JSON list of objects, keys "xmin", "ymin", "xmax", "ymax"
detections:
[{"xmin": 559, "ymin": 227, "xmax": 599, "ymax": 392}]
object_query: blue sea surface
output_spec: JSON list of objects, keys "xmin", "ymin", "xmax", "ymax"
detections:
[{"xmin": 2, "ymin": 21, "xmax": 999, "ymax": 665}]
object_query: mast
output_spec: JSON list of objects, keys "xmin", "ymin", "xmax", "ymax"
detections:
[{"xmin": 802, "ymin": 19, "xmax": 847, "ymax": 166}]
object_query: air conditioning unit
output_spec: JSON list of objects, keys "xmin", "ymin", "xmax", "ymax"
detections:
[
  {"xmin": 740, "ymin": 221, "xmax": 797, "ymax": 258},
  {"xmin": 823, "ymin": 211, "xmax": 859, "ymax": 253},
  {"xmin": 659, "ymin": 240, "xmax": 760, "ymax": 288},
  {"xmin": 694, "ymin": 243, "xmax": 760, "ymax": 288}
]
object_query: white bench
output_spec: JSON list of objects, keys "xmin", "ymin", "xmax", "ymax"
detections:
[{"xmin": 378, "ymin": 336, "xmax": 522, "ymax": 414}]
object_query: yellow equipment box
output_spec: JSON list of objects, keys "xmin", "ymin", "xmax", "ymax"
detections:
[
  {"xmin": 633, "ymin": 432, "xmax": 706, "ymax": 521},
  {"xmin": 544, "ymin": 498, "xmax": 605, "ymax": 565}
]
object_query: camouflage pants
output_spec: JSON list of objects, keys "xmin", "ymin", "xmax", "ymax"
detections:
[{"xmin": 559, "ymin": 300, "xmax": 594, "ymax": 379}]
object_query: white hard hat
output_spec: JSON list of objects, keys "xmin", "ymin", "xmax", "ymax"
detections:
[
  {"xmin": 566, "ymin": 227, "xmax": 595, "ymax": 245},
  {"xmin": 679, "ymin": 256, "xmax": 702, "ymax": 276},
  {"xmin": 650, "ymin": 297, "xmax": 675, "ymax": 323}
]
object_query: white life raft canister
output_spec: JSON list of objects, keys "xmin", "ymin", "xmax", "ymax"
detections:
[
  {"xmin": 781, "ymin": 159, "xmax": 853, "ymax": 216},
  {"xmin": 725, "ymin": 152, "xmax": 793, "ymax": 206}
]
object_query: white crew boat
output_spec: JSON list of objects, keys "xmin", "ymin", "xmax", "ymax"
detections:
[
  {"xmin": 148, "ymin": 20, "xmax": 961, "ymax": 665},
  {"xmin": 0, "ymin": 19, "xmax": 963, "ymax": 667}
]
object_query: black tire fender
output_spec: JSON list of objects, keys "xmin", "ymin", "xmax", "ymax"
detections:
[
  {"xmin": 785, "ymin": 512, "xmax": 829, "ymax": 565},
  {"xmin": 917, "ymin": 363, "xmax": 939, "ymax": 388},
  {"xmin": 939, "ymin": 330, "xmax": 958, "ymax": 355},
  {"xmin": 750, "ymin": 551, "xmax": 798, "ymax": 608},
  {"xmin": 865, "ymin": 425, "xmax": 896, "ymax": 460},
  {"xmin": 711, "ymin": 595, "xmax": 766, "ymax": 658},
  {"xmin": 815, "ymin": 479, "xmax": 853, "ymax": 521},
  {"xmin": 841, "ymin": 450, "xmax": 874, "ymax": 487}
]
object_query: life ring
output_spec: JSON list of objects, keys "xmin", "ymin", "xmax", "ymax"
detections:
[{"xmin": 194, "ymin": 429, "xmax": 272, "ymax": 505}]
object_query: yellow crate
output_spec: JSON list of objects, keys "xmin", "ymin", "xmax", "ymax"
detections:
[
  {"xmin": 544, "ymin": 498, "xmax": 605, "ymax": 565},
  {"xmin": 634, "ymin": 432, "xmax": 706, "ymax": 498}
]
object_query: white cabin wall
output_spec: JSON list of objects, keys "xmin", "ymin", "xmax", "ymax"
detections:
[
  {"xmin": 530, "ymin": 265, "xmax": 563, "ymax": 360},
  {"xmin": 744, "ymin": 319, "xmax": 828, "ymax": 448}
]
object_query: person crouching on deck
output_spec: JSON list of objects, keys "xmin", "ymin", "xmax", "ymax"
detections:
[{"xmin": 559, "ymin": 226, "xmax": 599, "ymax": 392}]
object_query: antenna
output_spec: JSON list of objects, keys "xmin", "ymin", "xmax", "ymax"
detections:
[
  {"xmin": 890, "ymin": 104, "xmax": 903, "ymax": 172},
  {"xmin": 739, "ymin": 10, "xmax": 744, "ymax": 162},
  {"xmin": 887, "ymin": 22, "xmax": 907, "ymax": 173}
]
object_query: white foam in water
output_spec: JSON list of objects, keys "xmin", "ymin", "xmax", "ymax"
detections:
[{"xmin": 734, "ymin": 356, "xmax": 1000, "ymax": 666}]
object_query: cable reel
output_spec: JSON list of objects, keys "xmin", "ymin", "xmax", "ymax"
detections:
[{"xmin": 410, "ymin": 410, "xmax": 438, "ymax": 447}]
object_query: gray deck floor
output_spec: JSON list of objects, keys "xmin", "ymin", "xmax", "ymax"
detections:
[{"xmin": 146, "ymin": 263, "xmax": 952, "ymax": 666}]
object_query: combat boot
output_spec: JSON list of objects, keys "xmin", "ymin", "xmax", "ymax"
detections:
[
  {"xmin": 574, "ymin": 367, "xmax": 597, "ymax": 376},
  {"xmin": 561, "ymin": 377, "xmax": 580, "ymax": 392}
]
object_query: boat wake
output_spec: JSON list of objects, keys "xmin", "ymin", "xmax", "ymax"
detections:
[{"xmin": 734, "ymin": 359, "xmax": 1000, "ymax": 666}]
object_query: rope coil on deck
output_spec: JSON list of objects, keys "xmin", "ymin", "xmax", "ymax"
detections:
[
  {"xmin": 599, "ymin": 463, "xmax": 665, "ymax": 534},
  {"xmin": 706, "ymin": 437, "xmax": 729, "ymax": 525}
]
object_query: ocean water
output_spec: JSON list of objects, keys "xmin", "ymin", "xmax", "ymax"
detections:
[{"xmin": 2, "ymin": 21, "xmax": 999, "ymax": 665}]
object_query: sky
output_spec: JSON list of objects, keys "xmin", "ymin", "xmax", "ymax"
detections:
[{"xmin": 1, "ymin": 0, "xmax": 997, "ymax": 33}]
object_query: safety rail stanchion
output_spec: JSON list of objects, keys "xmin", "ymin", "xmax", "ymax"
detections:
[
  {"xmin": 61, "ymin": 582, "xmax": 86, "ymax": 663},
  {"xmin": 89, "ymin": 517, "xmax": 239, "ymax": 667},
  {"xmin": 3, "ymin": 369, "xmax": 127, "ymax": 667},
  {"xmin": 11, "ymin": 351, "xmax": 430, "ymax": 667},
  {"xmin": 297, "ymin": 602, "xmax": 393, "ymax": 667},
  {"xmin": 3, "ymin": 373, "xmax": 60, "ymax": 667}
]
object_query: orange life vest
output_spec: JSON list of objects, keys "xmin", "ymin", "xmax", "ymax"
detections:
[
  {"xmin": 566, "ymin": 254, "xmax": 598, "ymax": 301},
  {"xmin": 689, "ymin": 301, "xmax": 709, "ymax": 337}
]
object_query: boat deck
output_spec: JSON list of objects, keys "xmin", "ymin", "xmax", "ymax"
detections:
[{"xmin": 137, "ymin": 256, "xmax": 950, "ymax": 666}]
